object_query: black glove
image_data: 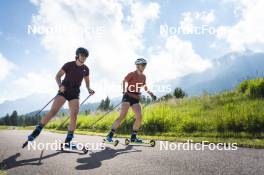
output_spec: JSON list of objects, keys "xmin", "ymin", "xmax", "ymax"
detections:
[{"xmin": 88, "ymin": 89, "xmax": 95, "ymax": 95}]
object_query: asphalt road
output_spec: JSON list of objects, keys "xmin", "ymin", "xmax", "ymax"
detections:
[{"xmin": 0, "ymin": 130, "xmax": 264, "ymax": 175}]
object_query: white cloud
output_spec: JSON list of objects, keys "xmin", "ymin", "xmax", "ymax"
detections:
[
  {"xmin": 217, "ymin": 0, "xmax": 264, "ymax": 51},
  {"xmin": 13, "ymin": 71, "xmax": 56, "ymax": 97},
  {"xmin": 179, "ymin": 10, "xmax": 215, "ymax": 33},
  {"xmin": 180, "ymin": 12, "xmax": 194, "ymax": 34},
  {"xmin": 0, "ymin": 53, "xmax": 15, "ymax": 81},
  {"xmin": 27, "ymin": 0, "xmax": 211, "ymax": 100},
  {"xmin": 147, "ymin": 36, "xmax": 212, "ymax": 82},
  {"xmin": 194, "ymin": 10, "xmax": 215, "ymax": 24},
  {"xmin": 29, "ymin": 0, "xmax": 161, "ymax": 100}
]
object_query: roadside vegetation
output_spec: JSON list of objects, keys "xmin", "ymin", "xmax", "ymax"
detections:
[{"xmin": 1, "ymin": 78, "xmax": 264, "ymax": 148}]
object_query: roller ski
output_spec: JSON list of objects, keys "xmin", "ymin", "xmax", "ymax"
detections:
[
  {"xmin": 125, "ymin": 137, "xmax": 156, "ymax": 147},
  {"xmin": 102, "ymin": 133, "xmax": 119, "ymax": 146},
  {"xmin": 60, "ymin": 142, "xmax": 89, "ymax": 154},
  {"xmin": 59, "ymin": 130, "xmax": 88, "ymax": 154}
]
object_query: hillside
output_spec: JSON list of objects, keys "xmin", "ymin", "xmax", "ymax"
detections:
[{"xmin": 46, "ymin": 78, "xmax": 264, "ymax": 136}]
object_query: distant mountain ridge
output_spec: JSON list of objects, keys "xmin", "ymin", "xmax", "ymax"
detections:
[
  {"xmin": 161, "ymin": 51, "xmax": 264, "ymax": 96},
  {"xmin": 0, "ymin": 51, "xmax": 263, "ymax": 116}
]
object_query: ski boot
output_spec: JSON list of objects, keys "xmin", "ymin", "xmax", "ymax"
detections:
[
  {"xmin": 60, "ymin": 131, "xmax": 88, "ymax": 154},
  {"xmin": 22, "ymin": 123, "xmax": 43, "ymax": 148},
  {"xmin": 103, "ymin": 132, "xmax": 119, "ymax": 146}
]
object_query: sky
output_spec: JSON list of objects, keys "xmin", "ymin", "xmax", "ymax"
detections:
[{"xmin": 0, "ymin": 0, "xmax": 263, "ymax": 103}]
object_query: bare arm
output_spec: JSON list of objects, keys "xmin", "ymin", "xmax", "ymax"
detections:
[
  {"xmin": 55, "ymin": 69, "xmax": 65, "ymax": 87},
  {"xmin": 84, "ymin": 75, "xmax": 90, "ymax": 89},
  {"xmin": 122, "ymin": 79, "xmax": 126, "ymax": 94},
  {"xmin": 144, "ymin": 84, "xmax": 152, "ymax": 95},
  {"xmin": 144, "ymin": 84, "xmax": 156, "ymax": 100},
  {"xmin": 84, "ymin": 75, "xmax": 95, "ymax": 94}
]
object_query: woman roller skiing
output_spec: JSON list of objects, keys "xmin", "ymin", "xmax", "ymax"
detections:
[
  {"xmin": 105, "ymin": 58, "xmax": 156, "ymax": 144},
  {"xmin": 24, "ymin": 47, "xmax": 95, "ymax": 148}
]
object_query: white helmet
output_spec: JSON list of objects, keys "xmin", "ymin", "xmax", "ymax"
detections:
[{"xmin": 135, "ymin": 58, "xmax": 147, "ymax": 65}]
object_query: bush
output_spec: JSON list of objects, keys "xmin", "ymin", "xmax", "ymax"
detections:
[
  {"xmin": 238, "ymin": 80, "xmax": 249, "ymax": 93},
  {"xmin": 173, "ymin": 88, "xmax": 187, "ymax": 99},
  {"xmin": 238, "ymin": 78, "xmax": 264, "ymax": 98}
]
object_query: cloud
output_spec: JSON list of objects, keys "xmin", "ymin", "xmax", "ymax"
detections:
[
  {"xmin": 28, "ymin": 0, "xmax": 161, "ymax": 100},
  {"xmin": 13, "ymin": 71, "xmax": 56, "ymax": 97},
  {"xmin": 0, "ymin": 53, "xmax": 15, "ymax": 81},
  {"xmin": 179, "ymin": 10, "xmax": 215, "ymax": 33},
  {"xmin": 147, "ymin": 36, "xmax": 212, "ymax": 82},
  {"xmin": 27, "ymin": 0, "xmax": 211, "ymax": 100},
  {"xmin": 217, "ymin": 0, "xmax": 264, "ymax": 51}
]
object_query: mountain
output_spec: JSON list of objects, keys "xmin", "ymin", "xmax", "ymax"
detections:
[
  {"xmin": 0, "ymin": 93, "xmax": 54, "ymax": 117},
  {"xmin": 0, "ymin": 51, "xmax": 263, "ymax": 116},
  {"xmin": 163, "ymin": 51, "xmax": 264, "ymax": 96}
]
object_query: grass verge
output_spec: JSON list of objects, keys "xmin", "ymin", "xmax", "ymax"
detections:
[
  {"xmin": 0, "ymin": 169, "xmax": 7, "ymax": 175},
  {"xmin": 0, "ymin": 126, "xmax": 264, "ymax": 148}
]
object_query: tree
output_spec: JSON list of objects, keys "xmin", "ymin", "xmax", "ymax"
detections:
[
  {"xmin": 85, "ymin": 109, "xmax": 91, "ymax": 115},
  {"xmin": 10, "ymin": 111, "xmax": 18, "ymax": 126},
  {"xmin": 97, "ymin": 99, "xmax": 105, "ymax": 111},
  {"xmin": 140, "ymin": 95, "xmax": 152, "ymax": 104},
  {"xmin": 161, "ymin": 93, "xmax": 173, "ymax": 101},
  {"xmin": 97, "ymin": 96, "xmax": 113, "ymax": 111},
  {"xmin": 173, "ymin": 87, "xmax": 187, "ymax": 99},
  {"xmin": 0, "ymin": 114, "xmax": 9, "ymax": 125}
]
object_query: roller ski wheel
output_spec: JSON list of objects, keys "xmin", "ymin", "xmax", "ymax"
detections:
[
  {"xmin": 102, "ymin": 138, "xmax": 119, "ymax": 147},
  {"xmin": 125, "ymin": 138, "xmax": 130, "ymax": 145},
  {"xmin": 149, "ymin": 140, "xmax": 156, "ymax": 147},
  {"xmin": 125, "ymin": 138, "xmax": 156, "ymax": 147},
  {"xmin": 60, "ymin": 143, "xmax": 89, "ymax": 154}
]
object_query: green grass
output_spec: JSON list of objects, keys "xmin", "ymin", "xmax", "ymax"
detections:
[
  {"xmin": 0, "ymin": 169, "xmax": 6, "ymax": 175},
  {"xmin": 46, "ymin": 129, "xmax": 264, "ymax": 148},
  {"xmin": 44, "ymin": 89, "xmax": 264, "ymax": 148},
  {"xmin": 2, "ymin": 79, "xmax": 264, "ymax": 148},
  {"xmin": 0, "ymin": 126, "xmax": 9, "ymax": 130},
  {"xmin": 45, "ymin": 91, "xmax": 264, "ymax": 135}
]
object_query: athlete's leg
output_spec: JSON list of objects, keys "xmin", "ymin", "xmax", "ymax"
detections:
[
  {"xmin": 131, "ymin": 103, "xmax": 142, "ymax": 130},
  {"xmin": 68, "ymin": 99, "xmax": 79, "ymax": 131},
  {"xmin": 112, "ymin": 102, "xmax": 130, "ymax": 129},
  {"xmin": 28, "ymin": 95, "xmax": 66, "ymax": 141},
  {"xmin": 41, "ymin": 95, "xmax": 66, "ymax": 125},
  {"xmin": 106, "ymin": 102, "xmax": 130, "ymax": 140},
  {"xmin": 65, "ymin": 99, "xmax": 79, "ymax": 143},
  {"xmin": 130, "ymin": 103, "xmax": 142, "ymax": 141}
]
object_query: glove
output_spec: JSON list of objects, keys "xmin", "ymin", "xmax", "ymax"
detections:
[{"xmin": 88, "ymin": 89, "xmax": 95, "ymax": 95}]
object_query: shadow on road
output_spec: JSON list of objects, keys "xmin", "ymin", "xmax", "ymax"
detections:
[
  {"xmin": 75, "ymin": 145, "xmax": 141, "ymax": 170},
  {"xmin": 0, "ymin": 149, "xmax": 81, "ymax": 170}
]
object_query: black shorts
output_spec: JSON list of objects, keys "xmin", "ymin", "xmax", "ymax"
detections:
[
  {"xmin": 57, "ymin": 88, "xmax": 80, "ymax": 101},
  {"xmin": 122, "ymin": 93, "xmax": 140, "ymax": 106}
]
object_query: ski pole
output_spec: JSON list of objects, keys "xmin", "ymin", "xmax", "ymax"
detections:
[
  {"xmin": 88, "ymin": 96, "xmax": 163, "ymax": 129},
  {"xmin": 80, "ymin": 94, "xmax": 93, "ymax": 106},
  {"xmin": 88, "ymin": 97, "xmax": 162, "ymax": 129},
  {"xmin": 58, "ymin": 94, "xmax": 93, "ymax": 128},
  {"xmin": 34, "ymin": 95, "xmax": 57, "ymax": 117},
  {"xmin": 21, "ymin": 95, "xmax": 57, "ymax": 149},
  {"xmin": 87, "ymin": 101, "xmax": 122, "ymax": 129}
]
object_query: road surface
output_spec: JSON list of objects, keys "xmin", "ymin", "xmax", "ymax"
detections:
[{"xmin": 0, "ymin": 130, "xmax": 264, "ymax": 175}]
